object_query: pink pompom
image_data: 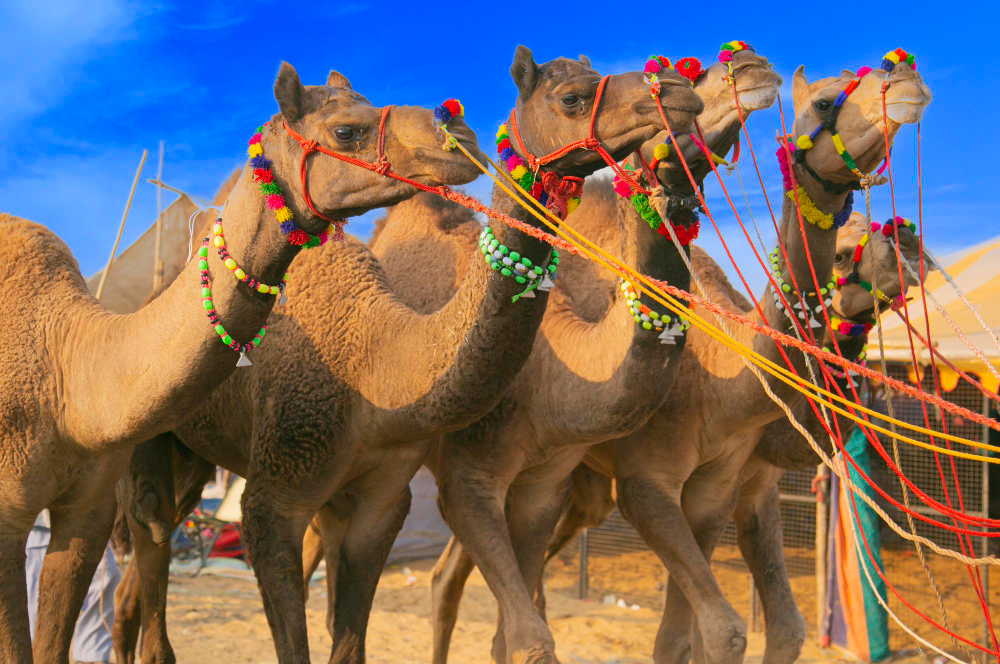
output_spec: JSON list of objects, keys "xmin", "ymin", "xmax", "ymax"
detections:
[
  {"xmin": 643, "ymin": 59, "xmax": 661, "ymax": 75},
  {"xmin": 612, "ymin": 176, "xmax": 633, "ymax": 198},
  {"xmin": 718, "ymin": 51, "xmax": 733, "ymax": 63},
  {"xmin": 506, "ymin": 155, "xmax": 522, "ymax": 171},
  {"xmin": 839, "ymin": 322, "xmax": 851, "ymax": 334},
  {"xmin": 856, "ymin": 66, "xmax": 872, "ymax": 79},
  {"xmin": 869, "ymin": 222, "xmax": 881, "ymax": 233},
  {"xmin": 265, "ymin": 194, "xmax": 285, "ymax": 210},
  {"xmin": 248, "ymin": 133, "xmax": 262, "ymax": 145}
]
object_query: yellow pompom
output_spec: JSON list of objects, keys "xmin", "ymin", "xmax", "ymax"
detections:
[
  {"xmin": 269, "ymin": 286, "xmax": 279, "ymax": 295},
  {"xmin": 212, "ymin": 223, "xmax": 223, "ymax": 235},
  {"xmin": 457, "ymin": 101, "xmax": 465, "ymax": 117},
  {"xmin": 248, "ymin": 143, "xmax": 263, "ymax": 158},
  {"xmin": 496, "ymin": 125, "xmax": 508, "ymax": 140},
  {"xmin": 566, "ymin": 197, "xmax": 580, "ymax": 215},
  {"xmin": 795, "ymin": 134, "xmax": 814, "ymax": 150},
  {"xmin": 257, "ymin": 283, "xmax": 269, "ymax": 294},
  {"xmin": 510, "ymin": 164, "xmax": 527, "ymax": 179},
  {"xmin": 234, "ymin": 268, "xmax": 246, "ymax": 280},
  {"xmin": 213, "ymin": 235, "xmax": 225, "ymax": 248},
  {"xmin": 652, "ymin": 143, "xmax": 670, "ymax": 161},
  {"xmin": 728, "ymin": 40, "xmax": 742, "ymax": 50},
  {"xmin": 884, "ymin": 51, "xmax": 900, "ymax": 64},
  {"xmin": 224, "ymin": 258, "xmax": 236, "ymax": 270},
  {"xmin": 274, "ymin": 206, "xmax": 294, "ymax": 222}
]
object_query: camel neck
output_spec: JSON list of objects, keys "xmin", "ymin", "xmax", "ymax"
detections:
[{"xmin": 60, "ymin": 161, "xmax": 301, "ymax": 451}]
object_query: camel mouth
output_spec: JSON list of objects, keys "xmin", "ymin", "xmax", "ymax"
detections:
[
  {"xmin": 884, "ymin": 98, "xmax": 927, "ymax": 124},
  {"xmin": 735, "ymin": 85, "xmax": 779, "ymax": 112}
]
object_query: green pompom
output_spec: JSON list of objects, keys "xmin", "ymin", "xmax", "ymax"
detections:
[
  {"xmin": 259, "ymin": 182, "xmax": 281, "ymax": 195},
  {"xmin": 519, "ymin": 172, "xmax": 534, "ymax": 190}
]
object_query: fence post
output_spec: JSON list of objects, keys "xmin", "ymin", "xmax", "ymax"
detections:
[
  {"xmin": 982, "ymin": 390, "xmax": 992, "ymax": 650},
  {"xmin": 815, "ymin": 463, "xmax": 829, "ymax": 640},
  {"xmin": 578, "ymin": 529, "xmax": 589, "ymax": 600}
]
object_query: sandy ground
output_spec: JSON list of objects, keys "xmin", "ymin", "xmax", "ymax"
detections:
[{"xmin": 160, "ymin": 558, "xmax": 952, "ymax": 663}]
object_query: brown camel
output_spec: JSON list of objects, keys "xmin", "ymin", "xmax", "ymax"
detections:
[
  {"xmin": 0, "ymin": 61, "xmax": 489, "ymax": 664},
  {"xmin": 411, "ymin": 47, "xmax": 782, "ymax": 664},
  {"xmin": 521, "ymin": 211, "xmax": 931, "ymax": 663},
  {"xmin": 602, "ymin": 59, "xmax": 930, "ymax": 663},
  {"xmin": 112, "ymin": 47, "xmax": 698, "ymax": 664}
]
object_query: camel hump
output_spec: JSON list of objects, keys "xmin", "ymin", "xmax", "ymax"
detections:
[
  {"xmin": 368, "ymin": 192, "xmax": 478, "ymax": 249},
  {"xmin": 0, "ymin": 213, "xmax": 83, "ymax": 285},
  {"xmin": 689, "ymin": 244, "xmax": 754, "ymax": 313}
]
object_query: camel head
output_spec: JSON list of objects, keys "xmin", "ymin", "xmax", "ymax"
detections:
[
  {"xmin": 645, "ymin": 45, "xmax": 781, "ymax": 190},
  {"xmin": 830, "ymin": 212, "xmax": 935, "ymax": 322},
  {"xmin": 790, "ymin": 52, "xmax": 931, "ymax": 189},
  {"xmin": 269, "ymin": 63, "xmax": 487, "ymax": 225},
  {"xmin": 508, "ymin": 46, "xmax": 702, "ymax": 178}
]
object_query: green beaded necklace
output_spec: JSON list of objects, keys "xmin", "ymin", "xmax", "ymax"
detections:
[{"xmin": 478, "ymin": 226, "xmax": 558, "ymax": 302}]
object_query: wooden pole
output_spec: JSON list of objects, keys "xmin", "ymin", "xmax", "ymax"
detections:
[
  {"xmin": 152, "ymin": 141, "xmax": 165, "ymax": 291},
  {"xmin": 95, "ymin": 150, "xmax": 148, "ymax": 302},
  {"xmin": 814, "ymin": 462, "xmax": 829, "ymax": 640}
]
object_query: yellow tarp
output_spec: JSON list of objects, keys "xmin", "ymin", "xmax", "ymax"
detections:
[{"xmin": 867, "ymin": 236, "xmax": 1000, "ymax": 384}]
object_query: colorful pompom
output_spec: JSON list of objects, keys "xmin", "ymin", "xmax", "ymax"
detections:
[
  {"xmin": 795, "ymin": 134, "xmax": 814, "ymax": 151},
  {"xmin": 674, "ymin": 57, "xmax": 703, "ymax": 83},
  {"xmin": 652, "ymin": 143, "xmax": 670, "ymax": 161},
  {"xmin": 264, "ymin": 194, "xmax": 285, "ymax": 210},
  {"xmin": 612, "ymin": 174, "xmax": 633, "ymax": 198},
  {"xmin": 286, "ymin": 229, "xmax": 309, "ymax": 246},
  {"xmin": 274, "ymin": 206, "xmax": 294, "ymax": 223},
  {"xmin": 856, "ymin": 66, "xmax": 872, "ymax": 79}
]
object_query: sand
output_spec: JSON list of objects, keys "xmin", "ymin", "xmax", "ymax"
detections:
[{"xmin": 159, "ymin": 557, "xmax": 952, "ymax": 663}]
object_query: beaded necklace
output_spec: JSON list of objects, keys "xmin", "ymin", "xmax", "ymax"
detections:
[
  {"xmin": 478, "ymin": 226, "xmax": 558, "ymax": 302},
  {"xmin": 210, "ymin": 219, "xmax": 289, "ymax": 303},
  {"xmin": 768, "ymin": 247, "xmax": 834, "ymax": 329},
  {"xmin": 620, "ymin": 280, "xmax": 689, "ymax": 343},
  {"xmin": 248, "ymin": 123, "xmax": 341, "ymax": 248},
  {"xmin": 197, "ymin": 236, "xmax": 270, "ymax": 367}
]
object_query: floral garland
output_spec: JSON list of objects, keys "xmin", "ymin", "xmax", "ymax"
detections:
[
  {"xmin": 776, "ymin": 140, "xmax": 853, "ymax": 230},
  {"xmin": 494, "ymin": 124, "xmax": 581, "ymax": 217},
  {"xmin": 611, "ymin": 164, "xmax": 700, "ymax": 246},
  {"xmin": 248, "ymin": 123, "xmax": 341, "ymax": 248},
  {"xmin": 830, "ymin": 313, "xmax": 874, "ymax": 337},
  {"xmin": 642, "ymin": 55, "xmax": 703, "ymax": 88}
]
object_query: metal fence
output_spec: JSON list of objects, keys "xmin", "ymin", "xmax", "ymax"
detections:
[{"xmin": 546, "ymin": 362, "xmax": 994, "ymax": 656}]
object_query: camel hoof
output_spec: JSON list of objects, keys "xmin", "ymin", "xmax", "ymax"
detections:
[{"xmin": 511, "ymin": 648, "xmax": 558, "ymax": 664}]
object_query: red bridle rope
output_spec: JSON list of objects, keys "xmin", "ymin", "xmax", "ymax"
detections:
[{"xmin": 506, "ymin": 75, "xmax": 650, "ymax": 196}]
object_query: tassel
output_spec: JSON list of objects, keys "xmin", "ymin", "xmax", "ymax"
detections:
[{"xmin": 236, "ymin": 351, "xmax": 252, "ymax": 367}]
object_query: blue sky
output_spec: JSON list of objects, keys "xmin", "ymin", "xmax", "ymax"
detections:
[{"xmin": 1, "ymin": 1, "xmax": 992, "ymax": 294}]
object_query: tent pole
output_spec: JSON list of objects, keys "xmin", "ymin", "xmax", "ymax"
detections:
[
  {"xmin": 152, "ymin": 141, "xmax": 165, "ymax": 291},
  {"xmin": 95, "ymin": 150, "xmax": 147, "ymax": 302}
]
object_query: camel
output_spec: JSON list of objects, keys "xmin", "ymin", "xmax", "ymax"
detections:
[
  {"xmin": 520, "ymin": 211, "xmax": 932, "ymax": 663},
  {"xmin": 291, "ymin": 45, "xmax": 780, "ymax": 663},
  {"xmin": 112, "ymin": 47, "xmax": 699, "ymax": 664},
  {"xmin": 599, "ymin": 56, "xmax": 931, "ymax": 664},
  {"xmin": 0, "ymin": 61, "xmax": 492, "ymax": 664}
]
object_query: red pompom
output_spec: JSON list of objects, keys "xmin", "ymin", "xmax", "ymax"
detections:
[
  {"xmin": 253, "ymin": 168, "xmax": 273, "ymax": 183},
  {"xmin": 497, "ymin": 138, "xmax": 511, "ymax": 152},
  {"xmin": 674, "ymin": 57, "xmax": 703, "ymax": 83},
  {"xmin": 529, "ymin": 181, "xmax": 543, "ymax": 199},
  {"xmin": 287, "ymin": 229, "xmax": 309, "ymax": 246},
  {"xmin": 443, "ymin": 99, "xmax": 461, "ymax": 118}
]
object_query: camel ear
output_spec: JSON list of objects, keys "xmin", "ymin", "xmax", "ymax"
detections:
[
  {"xmin": 578, "ymin": 54, "xmax": 591, "ymax": 67},
  {"xmin": 511, "ymin": 45, "xmax": 540, "ymax": 102},
  {"xmin": 841, "ymin": 69, "xmax": 856, "ymax": 80},
  {"xmin": 792, "ymin": 65, "xmax": 811, "ymax": 110},
  {"xmin": 275, "ymin": 62, "xmax": 306, "ymax": 122},
  {"xmin": 326, "ymin": 69, "xmax": 352, "ymax": 90}
]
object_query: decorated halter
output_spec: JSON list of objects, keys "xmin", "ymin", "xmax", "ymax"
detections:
[
  {"xmin": 835, "ymin": 216, "xmax": 915, "ymax": 306},
  {"xmin": 712, "ymin": 40, "xmax": 757, "ymax": 169},
  {"xmin": 777, "ymin": 140, "xmax": 854, "ymax": 230},
  {"xmin": 502, "ymin": 74, "xmax": 644, "ymax": 220},
  {"xmin": 791, "ymin": 48, "xmax": 916, "ymax": 196}
]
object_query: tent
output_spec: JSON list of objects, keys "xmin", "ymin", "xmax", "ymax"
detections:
[
  {"xmin": 85, "ymin": 193, "xmax": 201, "ymax": 313},
  {"xmin": 867, "ymin": 236, "xmax": 1000, "ymax": 390}
]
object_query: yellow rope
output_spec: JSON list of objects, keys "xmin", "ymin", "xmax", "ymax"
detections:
[{"xmin": 440, "ymin": 127, "xmax": 1000, "ymax": 464}]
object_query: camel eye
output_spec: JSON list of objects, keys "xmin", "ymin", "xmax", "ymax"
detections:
[
  {"xmin": 834, "ymin": 252, "xmax": 848, "ymax": 265},
  {"xmin": 814, "ymin": 99, "xmax": 833, "ymax": 113},
  {"xmin": 334, "ymin": 126, "xmax": 355, "ymax": 142},
  {"xmin": 560, "ymin": 94, "xmax": 581, "ymax": 108}
]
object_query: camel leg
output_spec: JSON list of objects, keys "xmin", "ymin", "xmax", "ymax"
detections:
[
  {"xmin": 0, "ymin": 527, "xmax": 32, "ymax": 664},
  {"xmin": 437, "ymin": 452, "xmax": 556, "ymax": 663},
  {"xmin": 492, "ymin": 477, "xmax": 573, "ymax": 664},
  {"xmin": 616, "ymin": 475, "xmax": 746, "ymax": 664},
  {"xmin": 430, "ymin": 536, "xmax": 477, "ymax": 664},
  {"xmin": 734, "ymin": 484, "xmax": 805, "ymax": 664},
  {"xmin": 112, "ymin": 556, "xmax": 140, "ymax": 664},
  {"xmin": 308, "ymin": 503, "xmax": 348, "ymax": 640},
  {"xmin": 536, "ymin": 466, "xmax": 615, "ymax": 621},
  {"xmin": 328, "ymin": 484, "xmax": 411, "ymax": 664},
  {"xmin": 302, "ymin": 515, "xmax": 325, "ymax": 601},
  {"xmin": 32, "ymin": 494, "xmax": 117, "ymax": 664},
  {"xmin": 240, "ymin": 479, "xmax": 315, "ymax": 664}
]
